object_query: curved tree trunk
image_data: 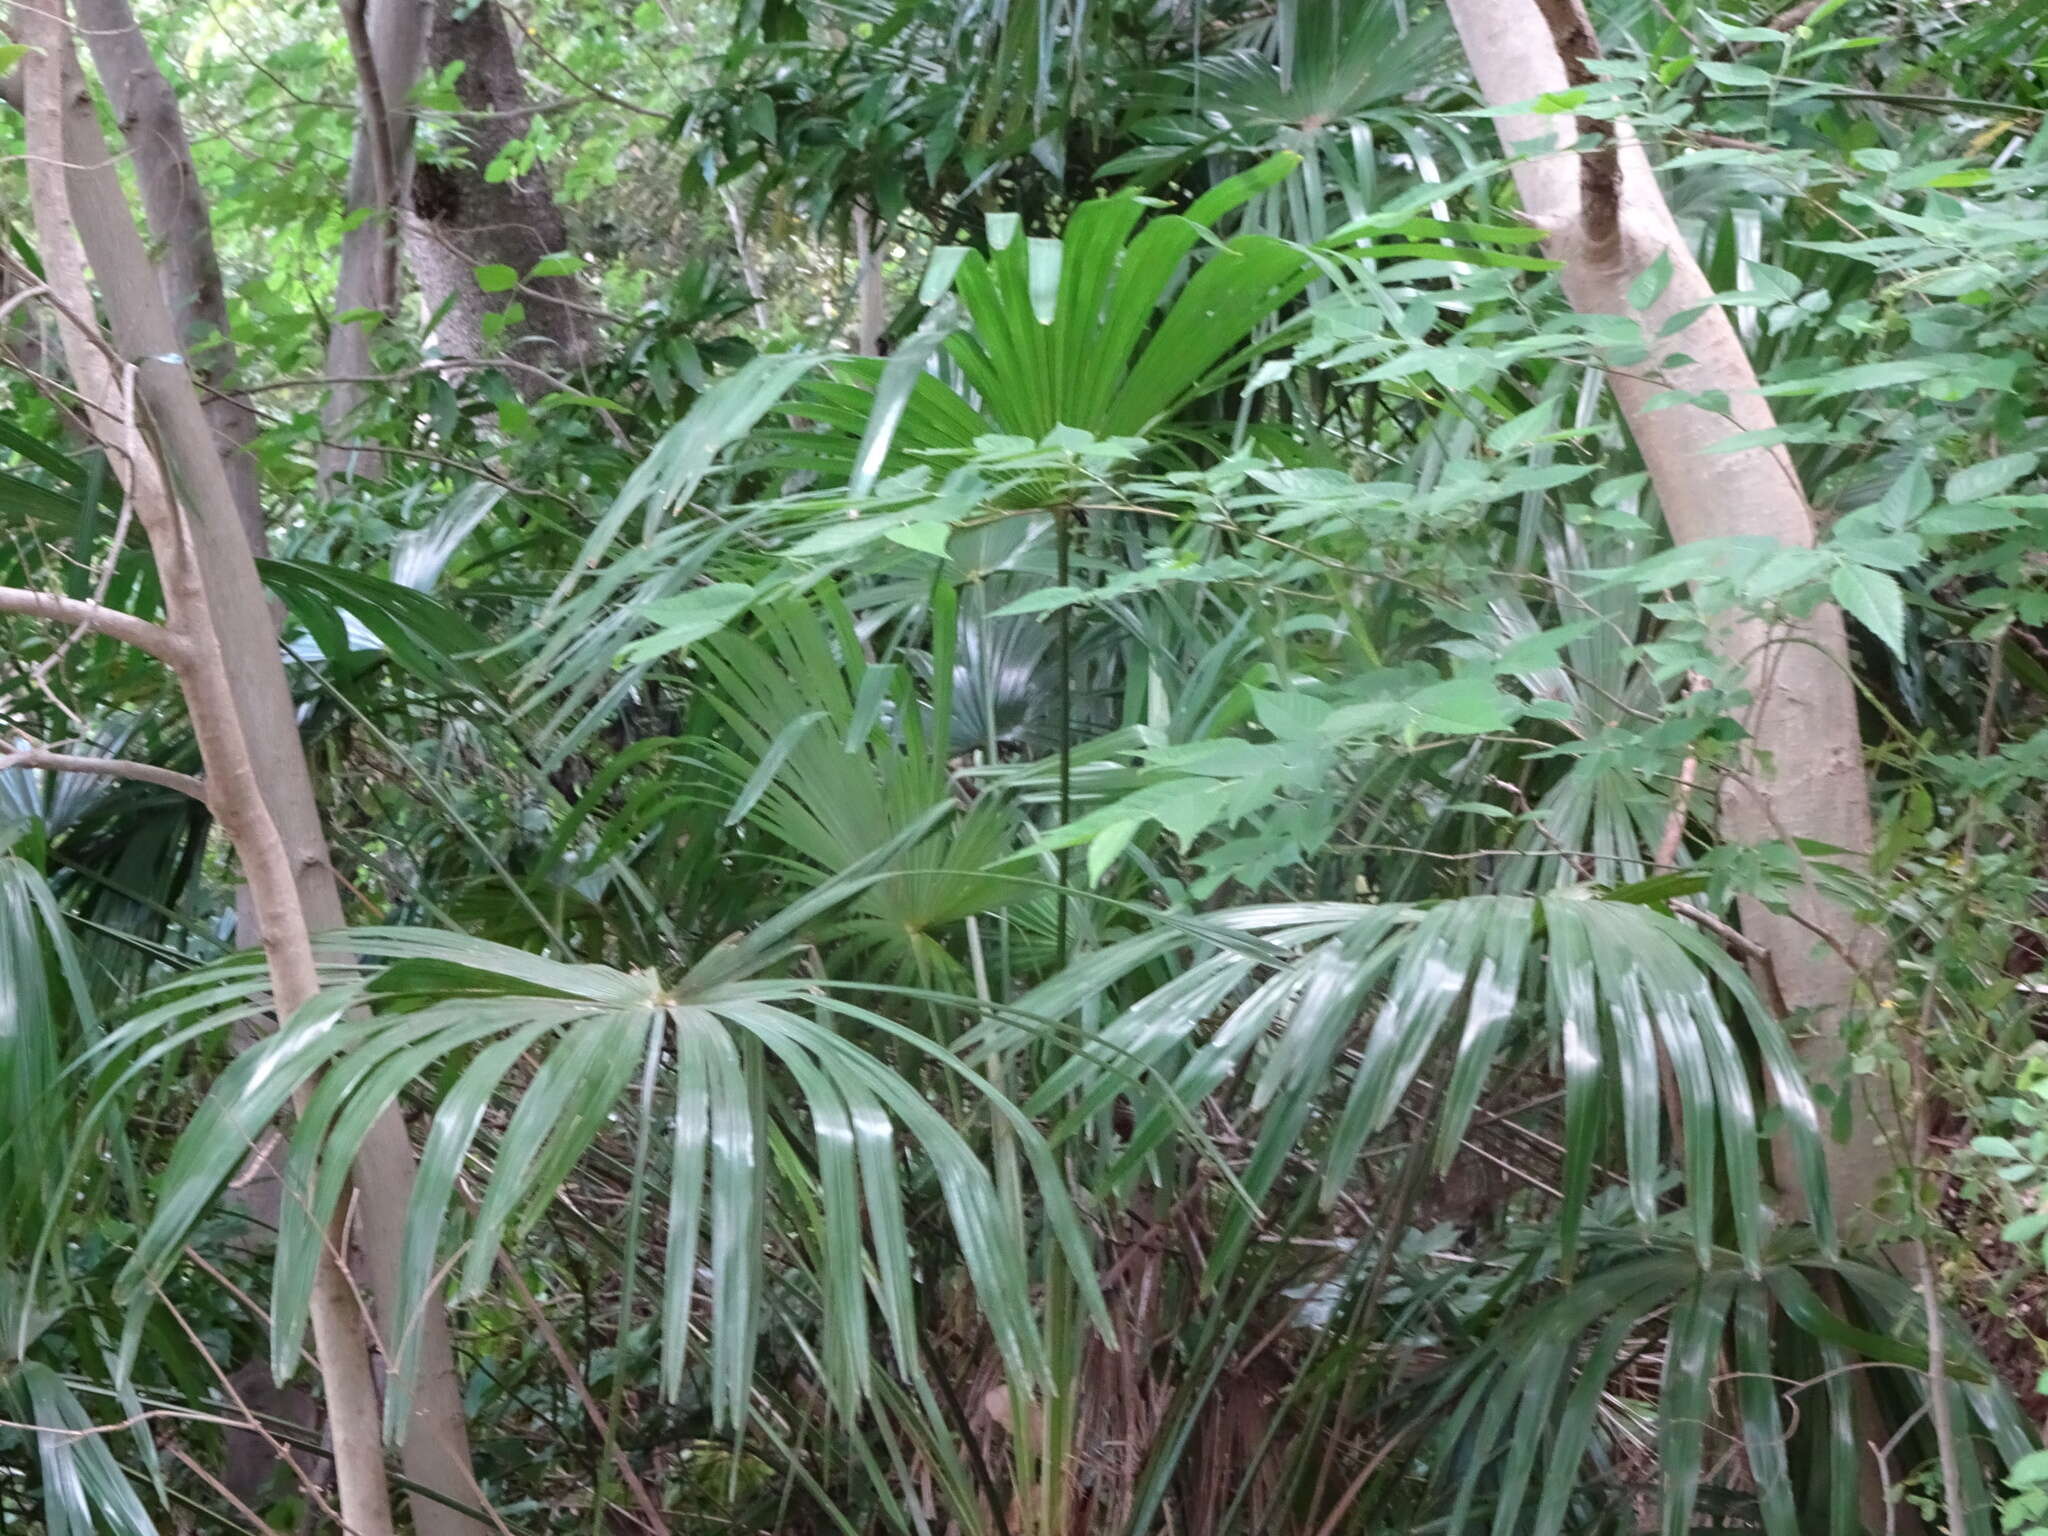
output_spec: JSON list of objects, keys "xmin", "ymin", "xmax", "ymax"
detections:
[
  {"xmin": 1441, "ymin": 0, "xmax": 1889, "ymax": 1215},
  {"xmin": 23, "ymin": 11, "xmax": 490, "ymax": 1532},
  {"xmin": 403, "ymin": 0, "xmax": 596, "ymax": 396},
  {"xmin": 15, "ymin": 20, "xmax": 397, "ymax": 1534},
  {"xmin": 1443, "ymin": 10, "xmax": 1902, "ymax": 1524}
]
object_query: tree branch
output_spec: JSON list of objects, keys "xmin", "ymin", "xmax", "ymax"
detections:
[
  {"xmin": 0, "ymin": 748, "xmax": 206, "ymax": 803},
  {"xmin": 0, "ymin": 584, "xmax": 186, "ymax": 665}
]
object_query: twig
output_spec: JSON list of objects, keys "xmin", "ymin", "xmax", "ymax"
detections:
[
  {"xmin": 220, "ymin": 360, "xmax": 627, "ymax": 445},
  {"xmin": 1670, "ymin": 899, "xmax": 1770, "ymax": 963},
  {"xmin": 1915, "ymin": 1239, "xmax": 1968, "ymax": 1536},
  {"xmin": 1909, "ymin": 639, "xmax": 2005, "ymax": 1536},
  {"xmin": 31, "ymin": 428, "xmax": 138, "ymax": 688},
  {"xmin": 169, "ymin": 1445, "xmax": 291, "ymax": 1536},
  {"xmin": 151, "ymin": 1282, "xmax": 346, "ymax": 1530},
  {"xmin": 464, "ymin": 1178, "xmax": 669, "ymax": 1535},
  {"xmin": 493, "ymin": 1, "xmax": 671, "ymax": 121}
]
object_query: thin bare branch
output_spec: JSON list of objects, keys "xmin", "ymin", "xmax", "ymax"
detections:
[
  {"xmin": 0, "ymin": 583, "xmax": 185, "ymax": 664},
  {"xmin": 0, "ymin": 747, "xmax": 206, "ymax": 802}
]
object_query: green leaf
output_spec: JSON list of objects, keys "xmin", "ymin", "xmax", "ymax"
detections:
[
  {"xmin": 884, "ymin": 519, "xmax": 952, "ymax": 557},
  {"xmin": 1628, "ymin": 250, "xmax": 1674, "ymax": 310},
  {"xmin": 1407, "ymin": 676, "xmax": 1515, "ymax": 736},
  {"xmin": 920, "ymin": 246, "xmax": 971, "ymax": 304},
  {"xmin": 474, "ymin": 263, "xmax": 519, "ymax": 293},
  {"xmin": 1695, "ymin": 59, "xmax": 1774, "ymax": 85},
  {"xmin": 1947, "ymin": 452, "xmax": 2037, "ymax": 504},
  {"xmin": 619, "ymin": 582, "xmax": 757, "ymax": 664},
  {"xmin": 1829, "ymin": 564, "xmax": 1906, "ymax": 657},
  {"xmin": 2011, "ymin": 1449, "xmax": 2048, "ymax": 1483}
]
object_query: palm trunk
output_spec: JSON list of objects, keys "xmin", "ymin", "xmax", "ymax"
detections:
[{"xmin": 1442, "ymin": 0, "xmax": 1889, "ymax": 1219}]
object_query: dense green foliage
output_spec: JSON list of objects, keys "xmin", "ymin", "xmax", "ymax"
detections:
[{"xmin": 4, "ymin": 0, "xmax": 2048, "ymax": 1532}]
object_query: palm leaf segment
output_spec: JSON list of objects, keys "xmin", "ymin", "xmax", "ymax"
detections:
[
  {"xmin": 109, "ymin": 819, "xmax": 1108, "ymax": 1442},
  {"xmin": 998, "ymin": 892, "xmax": 1832, "ymax": 1273},
  {"xmin": 700, "ymin": 592, "xmax": 1025, "ymax": 982},
  {"xmin": 992, "ymin": 892, "xmax": 2036, "ymax": 1530},
  {"xmin": 0, "ymin": 832, "xmax": 160, "ymax": 1536},
  {"xmin": 1436, "ymin": 1230, "xmax": 2033, "ymax": 1536}
]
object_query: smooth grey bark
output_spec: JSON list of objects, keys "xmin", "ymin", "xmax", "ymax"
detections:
[
  {"xmin": 402, "ymin": 0, "xmax": 595, "ymax": 395},
  {"xmin": 321, "ymin": 0, "xmax": 433, "ymax": 485},
  {"xmin": 22, "ymin": 10, "xmax": 489, "ymax": 1531},
  {"xmin": 74, "ymin": 0, "xmax": 264, "ymax": 547},
  {"xmin": 1442, "ymin": 0, "xmax": 1889, "ymax": 1213},
  {"xmin": 15, "ymin": 16, "xmax": 397, "ymax": 1530}
]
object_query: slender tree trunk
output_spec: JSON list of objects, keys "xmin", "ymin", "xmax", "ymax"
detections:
[
  {"xmin": 322, "ymin": 0, "xmax": 432, "ymax": 486},
  {"xmin": 73, "ymin": 0, "xmax": 264, "ymax": 548},
  {"xmin": 723, "ymin": 187, "xmax": 770, "ymax": 331},
  {"xmin": 14, "ymin": 22, "xmax": 395, "ymax": 1535},
  {"xmin": 18, "ymin": 10, "xmax": 489, "ymax": 1532},
  {"xmin": 1445, "ymin": 10, "xmax": 1903, "ymax": 1527},
  {"xmin": 1442, "ymin": 0, "xmax": 1888, "ymax": 1214},
  {"xmin": 852, "ymin": 201, "xmax": 885, "ymax": 356},
  {"xmin": 402, "ymin": 0, "xmax": 595, "ymax": 395}
]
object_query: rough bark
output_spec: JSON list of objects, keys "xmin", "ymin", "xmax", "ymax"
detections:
[
  {"xmin": 403, "ymin": 0, "xmax": 595, "ymax": 395},
  {"xmin": 20, "ymin": 10, "xmax": 489, "ymax": 1532},
  {"xmin": 1442, "ymin": 0, "xmax": 1889, "ymax": 1215},
  {"xmin": 321, "ymin": 0, "xmax": 433, "ymax": 485},
  {"xmin": 73, "ymin": 0, "xmax": 264, "ymax": 547}
]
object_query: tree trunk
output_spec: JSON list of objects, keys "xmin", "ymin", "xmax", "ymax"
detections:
[
  {"xmin": 403, "ymin": 0, "xmax": 596, "ymax": 396},
  {"xmin": 21, "ymin": 12, "xmax": 489, "ymax": 1533},
  {"xmin": 321, "ymin": 0, "xmax": 433, "ymax": 486},
  {"xmin": 1441, "ymin": 0, "xmax": 1888, "ymax": 1215},
  {"xmin": 73, "ymin": 0, "xmax": 265, "ymax": 548},
  {"xmin": 14, "ymin": 23, "xmax": 396, "ymax": 1534},
  {"xmin": 723, "ymin": 187, "xmax": 769, "ymax": 331},
  {"xmin": 852, "ymin": 201, "xmax": 885, "ymax": 356}
]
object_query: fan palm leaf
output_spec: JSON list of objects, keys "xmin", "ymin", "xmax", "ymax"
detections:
[
  {"xmin": 992, "ymin": 891, "xmax": 1830, "ymax": 1272},
  {"xmin": 104, "ymin": 810, "xmax": 1108, "ymax": 1443}
]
